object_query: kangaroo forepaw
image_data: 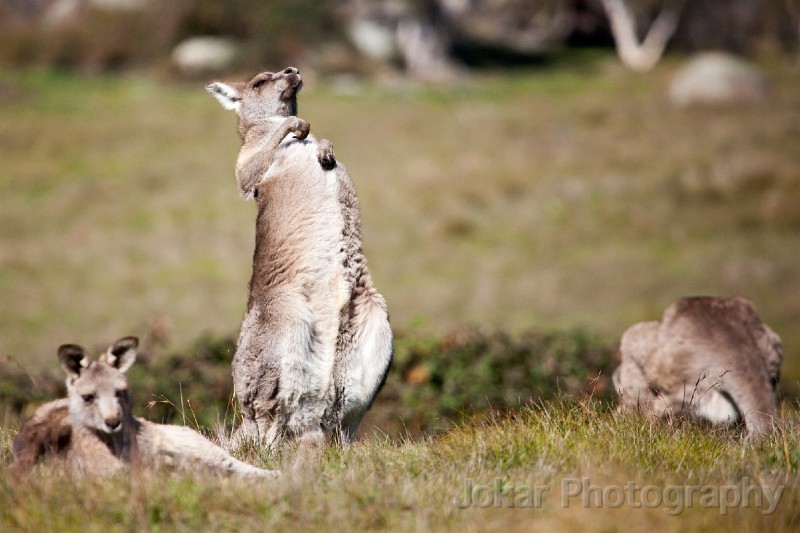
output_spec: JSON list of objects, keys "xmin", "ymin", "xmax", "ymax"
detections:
[
  {"xmin": 292, "ymin": 118, "xmax": 310, "ymax": 140},
  {"xmin": 317, "ymin": 139, "xmax": 337, "ymax": 171}
]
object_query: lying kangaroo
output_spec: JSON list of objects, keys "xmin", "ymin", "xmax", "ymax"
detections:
[
  {"xmin": 13, "ymin": 337, "xmax": 277, "ymax": 477},
  {"xmin": 206, "ymin": 68, "xmax": 392, "ymax": 447},
  {"xmin": 613, "ymin": 296, "xmax": 782, "ymax": 436}
]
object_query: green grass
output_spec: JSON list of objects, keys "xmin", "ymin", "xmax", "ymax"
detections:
[
  {"xmin": 2, "ymin": 328, "xmax": 796, "ymax": 531},
  {"xmin": 1, "ymin": 55, "xmax": 800, "ymax": 530},
  {"xmin": 1, "ymin": 400, "xmax": 799, "ymax": 531},
  {"xmin": 1, "ymin": 58, "xmax": 800, "ymax": 379}
]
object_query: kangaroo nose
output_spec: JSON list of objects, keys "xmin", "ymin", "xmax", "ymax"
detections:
[
  {"xmin": 105, "ymin": 417, "xmax": 120, "ymax": 430},
  {"xmin": 284, "ymin": 67, "xmax": 298, "ymax": 75}
]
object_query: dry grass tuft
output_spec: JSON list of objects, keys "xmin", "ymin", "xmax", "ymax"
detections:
[{"xmin": 1, "ymin": 399, "xmax": 799, "ymax": 531}]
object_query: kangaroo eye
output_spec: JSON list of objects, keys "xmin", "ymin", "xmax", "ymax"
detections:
[
  {"xmin": 252, "ymin": 78, "xmax": 269, "ymax": 89},
  {"xmin": 115, "ymin": 390, "xmax": 127, "ymax": 398},
  {"xmin": 82, "ymin": 394, "xmax": 95, "ymax": 403}
]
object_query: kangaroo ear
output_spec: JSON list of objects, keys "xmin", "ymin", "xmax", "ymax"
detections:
[
  {"xmin": 101, "ymin": 336, "xmax": 138, "ymax": 373},
  {"xmin": 58, "ymin": 344, "xmax": 88, "ymax": 379},
  {"xmin": 206, "ymin": 81, "xmax": 243, "ymax": 111}
]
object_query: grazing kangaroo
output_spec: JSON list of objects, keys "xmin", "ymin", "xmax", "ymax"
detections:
[
  {"xmin": 206, "ymin": 68, "xmax": 392, "ymax": 447},
  {"xmin": 613, "ymin": 296, "xmax": 782, "ymax": 436},
  {"xmin": 13, "ymin": 337, "xmax": 277, "ymax": 477}
]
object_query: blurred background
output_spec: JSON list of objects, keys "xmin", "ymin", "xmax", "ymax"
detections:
[{"xmin": 1, "ymin": 0, "xmax": 799, "ymax": 432}]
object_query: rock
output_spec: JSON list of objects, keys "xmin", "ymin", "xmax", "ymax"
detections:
[
  {"xmin": 43, "ymin": 0, "xmax": 145, "ymax": 27},
  {"xmin": 348, "ymin": 19, "xmax": 397, "ymax": 61},
  {"xmin": 171, "ymin": 37, "xmax": 240, "ymax": 75},
  {"xmin": 668, "ymin": 52, "xmax": 770, "ymax": 107},
  {"xmin": 90, "ymin": 0, "xmax": 146, "ymax": 10},
  {"xmin": 42, "ymin": 0, "xmax": 82, "ymax": 27}
]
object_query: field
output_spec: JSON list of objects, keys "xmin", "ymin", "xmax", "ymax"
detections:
[
  {"xmin": 1, "ymin": 52, "xmax": 800, "ymax": 530},
  {"xmin": 2, "ymin": 402, "xmax": 799, "ymax": 531},
  {"xmin": 1, "ymin": 55, "xmax": 799, "ymax": 373}
]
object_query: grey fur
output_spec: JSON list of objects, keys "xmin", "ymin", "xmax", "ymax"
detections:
[
  {"xmin": 13, "ymin": 337, "xmax": 277, "ymax": 477},
  {"xmin": 613, "ymin": 296, "xmax": 782, "ymax": 436},
  {"xmin": 207, "ymin": 68, "xmax": 393, "ymax": 448}
]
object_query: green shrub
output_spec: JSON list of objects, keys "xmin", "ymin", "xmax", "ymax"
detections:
[
  {"xmin": 0, "ymin": 328, "xmax": 617, "ymax": 436},
  {"xmin": 378, "ymin": 327, "xmax": 616, "ymax": 434}
]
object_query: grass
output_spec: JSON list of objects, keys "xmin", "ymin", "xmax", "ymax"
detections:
[
  {"xmin": 1, "ymin": 400, "xmax": 799, "ymax": 531},
  {"xmin": 1, "ymin": 53, "xmax": 800, "ymax": 530},
  {"xmin": 1, "ymin": 328, "xmax": 797, "ymax": 531},
  {"xmin": 1, "ymin": 56, "xmax": 800, "ymax": 378}
]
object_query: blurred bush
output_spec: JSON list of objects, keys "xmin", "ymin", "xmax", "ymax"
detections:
[
  {"xmin": 4, "ymin": 324, "xmax": 798, "ymax": 437},
  {"xmin": 0, "ymin": 1, "xmax": 795, "ymax": 76},
  {"xmin": 0, "ymin": 327, "xmax": 617, "ymax": 436},
  {"xmin": 0, "ymin": 0, "xmax": 341, "ymax": 74},
  {"xmin": 376, "ymin": 327, "xmax": 616, "ymax": 434}
]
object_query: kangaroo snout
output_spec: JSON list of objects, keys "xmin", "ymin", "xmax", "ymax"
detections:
[
  {"xmin": 104, "ymin": 417, "xmax": 121, "ymax": 432},
  {"xmin": 284, "ymin": 68, "xmax": 302, "ymax": 91},
  {"xmin": 282, "ymin": 67, "xmax": 301, "ymax": 84}
]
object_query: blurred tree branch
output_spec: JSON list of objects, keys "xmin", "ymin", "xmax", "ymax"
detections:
[{"xmin": 600, "ymin": 0, "xmax": 687, "ymax": 71}]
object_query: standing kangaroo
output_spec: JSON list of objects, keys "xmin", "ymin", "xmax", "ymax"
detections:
[
  {"xmin": 206, "ymin": 68, "xmax": 392, "ymax": 447},
  {"xmin": 13, "ymin": 337, "xmax": 277, "ymax": 477},
  {"xmin": 613, "ymin": 296, "xmax": 783, "ymax": 436}
]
